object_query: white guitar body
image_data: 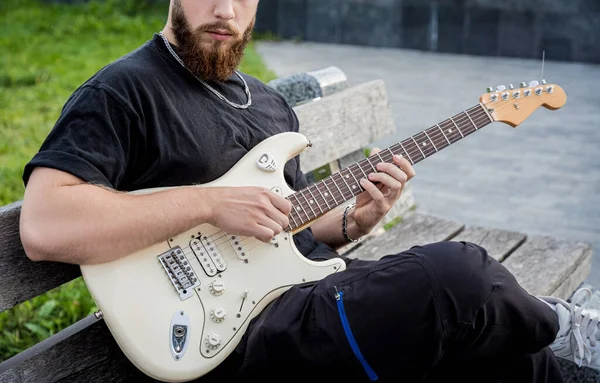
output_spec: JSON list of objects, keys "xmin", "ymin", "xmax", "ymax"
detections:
[{"xmin": 80, "ymin": 132, "xmax": 347, "ymax": 382}]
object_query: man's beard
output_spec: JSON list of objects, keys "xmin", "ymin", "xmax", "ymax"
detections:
[{"xmin": 170, "ymin": 1, "xmax": 254, "ymax": 82}]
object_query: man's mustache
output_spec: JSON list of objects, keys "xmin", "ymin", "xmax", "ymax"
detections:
[{"xmin": 196, "ymin": 22, "xmax": 240, "ymax": 38}]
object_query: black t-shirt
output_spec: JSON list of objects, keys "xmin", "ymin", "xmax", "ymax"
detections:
[{"xmin": 22, "ymin": 33, "xmax": 339, "ymax": 262}]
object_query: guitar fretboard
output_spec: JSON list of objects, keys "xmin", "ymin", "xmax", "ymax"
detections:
[{"xmin": 285, "ymin": 103, "xmax": 493, "ymax": 231}]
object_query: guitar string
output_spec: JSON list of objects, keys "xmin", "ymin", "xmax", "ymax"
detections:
[
  {"xmin": 174, "ymin": 108, "xmax": 491, "ymax": 259},
  {"xmin": 178, "ymin": 107, "xmax": 492, "ymax": 244},
  {"xmin": 378, "ymin": 93, "xmax": 543, "ymax": 159},
  {"xmin": 289, "ymin": 91, "xmax": 539, "ymax": 225},
  {"xmin": 281, "ymin": 105, "xmax": 511, "ymax": 227},
  {"xmin": 173, "ymin": 94, "xmax": 545, "ymax": 262},
  {"xmin": 283, "ymin": 96, "xmax": 539, "ymax": 227},
  {"xmin": 288, "ymin": 106, "xmax": 491, "ymax": 223}
]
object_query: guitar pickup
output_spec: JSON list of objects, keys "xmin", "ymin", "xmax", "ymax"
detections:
[
  {"xmin": 191, "ymin": 235, "xmax": 226, "ymax": 276},
  {"xmin": 228, "ymin": 235, "xmax": 248, "ymax": 261}
]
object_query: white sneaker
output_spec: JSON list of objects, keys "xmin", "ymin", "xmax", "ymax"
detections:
[{"xmin": 538, "ymin": 287, "xmax": 600, "ymax": 370}]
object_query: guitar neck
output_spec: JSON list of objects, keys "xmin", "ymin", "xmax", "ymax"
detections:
[{"xmin": 286, "ymin": 103, "xmax": 493, "ymax": 231}]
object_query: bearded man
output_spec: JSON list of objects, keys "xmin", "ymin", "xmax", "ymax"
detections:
[{"xmin": 19, "ymin": 1, "xmax": 600, "ymax": 382}]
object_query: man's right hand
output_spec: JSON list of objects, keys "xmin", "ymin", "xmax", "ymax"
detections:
[{"xmin": 203, "ymin": 187, "xmax": 293, "ymax": 243}]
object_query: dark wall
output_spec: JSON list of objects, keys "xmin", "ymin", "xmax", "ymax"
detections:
[{"xmin": 255, "ymin": 0, "xmax": 600, "ymax": 64}]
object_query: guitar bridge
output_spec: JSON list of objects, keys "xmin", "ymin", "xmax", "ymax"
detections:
[{"xmin": 158, "ymin": 246, "xmax": 201, "ymax": 300}]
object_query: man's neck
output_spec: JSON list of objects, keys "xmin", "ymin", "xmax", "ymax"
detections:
[{"xmin": 160, "ymin": 26, "xmax": 177, "ymax": 47}]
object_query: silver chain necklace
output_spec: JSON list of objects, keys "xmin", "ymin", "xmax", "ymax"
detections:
[{"xmin": 158, "ymin": 31, "xmax": 252, "ymax": 109}]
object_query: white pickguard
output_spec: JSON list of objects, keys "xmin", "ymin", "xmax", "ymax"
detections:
[{"xmin": 79, "ymin": 132, "xmax": 347, "ymax": 382}]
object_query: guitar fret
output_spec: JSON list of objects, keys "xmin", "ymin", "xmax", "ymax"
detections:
[
  {"xmin": 398, "ymin": 143, "xmax": 414, "ymax": 164},
  {"xmin": 322, "ymin": 180, "xmax": 339, "ymax": 205},
  {"xmin": 411, "ymin": 136, "xmax": 426, "ymax": 159},
  {"xmin": 480, "ymin": 102, "xmax": 494, "ymax": 122},
  {"xmin": 375, "ymin": 152, "xmax": 386, "ymax": 167},
  {"xmin": 347, "ymin": 167, "xmax": 362, "ymax": 193},
  {"xmin": 450, "ymin": 117, "xmax": 465, "ymax": 137},
  {"xmin": 339, "ymin": 170, "xmax": 357, "ymax": 196},
  {"xmin": 315, "ymin": 182, "xmax": 332, "ymax": 210},
  {"xmin": 472, "ymin": 108, "xmax": 490, "ymax": 126},
  {"xmin": 464, "ymin": 110, "xmax": 477, "ymax": 130},
  {"xmin": 423, "ymin": 129, "xmax": 438, "ymax": 151},
  {"xmin": 356, "ymin": 161, "xmax": 370, "ymax": 179},
  {"xmin": 287, "ymin": 201, "xmax": 300, "ymax": 228},
  {"xmin": 307, "ymin": 185, "xmax": 324, "ymax": 214},
  {"xmin": 291, "ymin": 193, "xmax": 310, "ymax": 221},
  {"xmin": 300, "ymin": 189, "xmax": 317, "ymax": 218},
  {"xmin": 437, "ymin": 124, "xmax": 451, "ymax": 145},
  {"xmin": 329, "ymin": 175, "xmax": 347, "ymax": 201}
]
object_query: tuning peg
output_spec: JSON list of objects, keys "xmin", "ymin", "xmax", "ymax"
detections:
[
  {"xmin": 509, "ymin": 84, "xmax": 514, "ymax": 90},
  {"xmin": 520, "ymin": 82, "xmax": 527, "ymax": 88},
  {"xmin": 486, "ymin": 87, "xmax": 494, "ymax": 93},
  {"xmin": 529, "ymin": 80, "xmax": 540, "ymax": 87},
  {"xmin": 542, "ymin": 79, "xmax": 547, "ymax": 85},
  {"xmin": 496, "ymin": 85, "xmax": 507, "ymax": 92}
]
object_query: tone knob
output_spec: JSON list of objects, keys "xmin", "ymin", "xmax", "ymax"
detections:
[
  {"xmin": 210, "ymin": 307, "xmax": 227, "ymax": 322},
  {"xmin": 205, "ymin": 333, "xmax": 221, "ymax": 350},
  {"xmin": 209, "ymin": 280, "xmax": 225, "ymax": 296}
]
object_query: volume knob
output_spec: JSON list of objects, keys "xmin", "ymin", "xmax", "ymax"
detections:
[{"xmin": 209, "ymin": 280, "xmax": 225, "ymax": 296}]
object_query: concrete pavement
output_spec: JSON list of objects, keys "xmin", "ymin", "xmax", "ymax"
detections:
[{"xmin": 256, "ymin": 40, "xmax": 600, "ymax": 286}]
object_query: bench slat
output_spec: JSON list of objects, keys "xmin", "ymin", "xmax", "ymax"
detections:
[
  {"xmin": 450, "ymin": 226, "xmax": 527, "ymax": 262},
  {"xmin": 0, "ymin": 201, "xmax": 81, "ymax": 313},
  {"xmin": 295, "ymin": 79, "xmax": 396, "ymax": 172},
  {"xmin": 348, "ymin": 213, "xmax": 465, "ymax": 261},
  {"xmin": 502, "ymin": 235, "xmax": 593, "ymax": 299},
  {"xmin": 0, "ymin": 315, "xmax": 144, "ymax": 383}
]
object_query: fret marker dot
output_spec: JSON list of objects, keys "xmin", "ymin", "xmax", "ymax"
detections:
[
  {"xmin": 352, "ymin": 185, "xmax": 357, "ymax": 190},
  {"xmin": 448, "ymin": 129, "xmax": 453, "ymax": 133},
  {"xmin": 296, "ymin": 207, "xmax": 301, "ymax": 212},
  {"xmin": 345, "ymin": 175, "xmax": 350, "ymax": 179},
  {"xmin": 309, "ymin": 200, "xmax": 314, "ymax": 204},
  {"xmin": 422, "ymin": 142, "xmax": 427, "ymax": 146},
  {"xmin": 324, "ymin": 192, "xmax": 329, "ymax": 196}
]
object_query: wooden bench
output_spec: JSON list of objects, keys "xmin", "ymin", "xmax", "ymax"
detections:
[{"xmin": 0, "ymin": 67, "xmax": 593, "ymax": 382}]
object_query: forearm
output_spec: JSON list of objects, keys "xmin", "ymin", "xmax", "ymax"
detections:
[
  {"xmin": 20, "ymin": 184, "xmax": 212, "ymax": 265},
  {"xmin": 310, "ymin": 205, "xmax": 366, "ymax": 250}
]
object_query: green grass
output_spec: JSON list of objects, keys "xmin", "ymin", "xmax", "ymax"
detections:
[{"xmin": 0, "ymin": 0, "xmax": 276, "ymax": 362}]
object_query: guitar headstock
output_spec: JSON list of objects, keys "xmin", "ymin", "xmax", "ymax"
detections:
[{"xmin": 480, "ymin": 80, "xmax": 567, "ymax": 127}]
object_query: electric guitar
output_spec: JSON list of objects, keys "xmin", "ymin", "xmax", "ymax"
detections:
[{"xmin": 80, "ymin": 80, "xmax": 567, "ymax": 382}]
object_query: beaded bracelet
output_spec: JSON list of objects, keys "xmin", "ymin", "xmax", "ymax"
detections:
[{"xmin": 342, "ymin": 203, "xmax": 360, "ymax": 243}]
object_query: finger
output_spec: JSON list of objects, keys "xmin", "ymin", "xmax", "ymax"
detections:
[
  {"xmin": 375, "ymin": 161, "xmax": 408, "ymax": 184},
  {"xmin": 394, "ymin": 155, "xmax": 416, "ymax": 179},
  {"xmin": 359, "ymin": 177, "xmax": 386, "ymax": 205},
  {"xmin": 268, "ymin": 191, "xmax": 293, "ymax": 215},
  {"xmin": 368, "ymin": 172, "xmax": 403, "ymax": 197},
  {"xmin": 264, "ymin": 206, "xmax": 290, "ymax": 230},
  {"xmin": 256, "ymin": 215, "xmax": 283, "ymax": 238},
  {"xmin": 253, "ymin": 225, "xmax": 275, "ymax": 243}
]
